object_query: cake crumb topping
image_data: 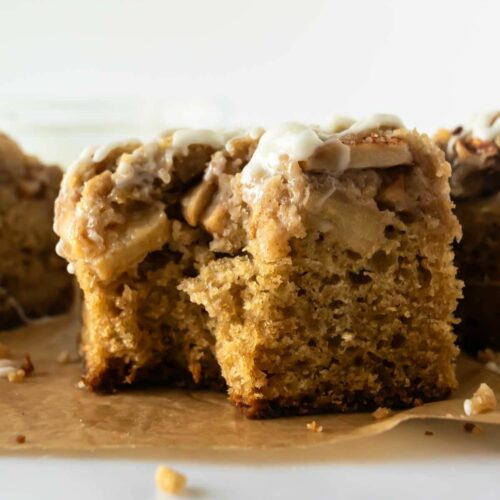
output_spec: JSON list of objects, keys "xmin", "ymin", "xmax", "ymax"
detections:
[
  {"xmin": 306, "ymin": 420, "xmax": 323, "ymax": 432},
  {"xmin": 463, "ymin": 383, "xmax": 497, "ymax": 416},
  {"xmin": 155, "ymin": 465, "xmax": 187, "ymax": 495}
]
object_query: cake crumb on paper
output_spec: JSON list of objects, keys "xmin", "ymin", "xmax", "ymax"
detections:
[
  {"xmin": 463, "ymin": 383, "xmax": 497, "ymax": 416},
  {"xmin": 15, "ymin": 434, "xmax": 26, "ymax": 444},
  {"xmin": 464, "ymin": 423, "xmax": 483, "ymax": 434},
  {"xmin": 306, "ymin": 420, "xmax": 323, "ymax": 433},
  {"xmin": 372, "ymin": 407, "xmax": 392, "ymax": 420},
  {"xmin": 21, "ymin": 354, "xmax": 34, "ymax": 376},
  {"xmin": 424, "ymin": 431, "xmax": 434, "ymax": 436},
  {"xmin": 7, "ymin": 369, "xmax": 25, "ymax": 383},
  {"xmin": 155, "ymin": 465, "xmax": 187, "ymax": 495}
]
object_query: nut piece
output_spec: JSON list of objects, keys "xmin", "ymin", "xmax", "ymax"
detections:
[
  {"xmin": 349, "ymin": 142, "xmax": 413, "ymax": 170},
  {"xmin": 201, "ymin": 198, "xmax": 228, "ymax": 235},
  {"xmin": 7, "ymin": 369, "xmax": 26, "ymax": 383},
  {"xmin": 21, "ymin": 355, "xmax": 34, "ymax": 376},
  {"xmin": 181, "ymin": 180, "xmax": 217, "ymax": 227},
  {"xmin": 464, "ymin": 383, "xmax": 497, "ymax": 416},
  {"xmin": 15, "ymin": 434, "xmax": 26, "ymax": 444},
  {"xmin": 372, "ymin": 407, "xmax": 392, "ymax": 420},
  {"xmin": 306, "ymin": 420, "xmax": 323, "ymax": 432},
  {"xmin": 155, "ymin": 465, "xmax": 187, "ymax": 495}
]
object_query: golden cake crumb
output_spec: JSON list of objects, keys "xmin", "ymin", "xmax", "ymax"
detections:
[
  {"xmin": 372, "ymin": 407, "xmax": 392, "ymax": 419},
  {"xmin": 306, "ymin": 420, "xmax": 323, "ymax": 432},
  {"xmin": 57, "ymin": 350, "xmax": 71, "ymax": 364},
  {"xmin": 0, "ymin": 343, "xmax": 10, "ymax": 359},
  {"xmin": 155, "ymin": 465, "xmax": 187, "ymax": 495},
  {"xmin": 424, "ymin": 431, "xmax": 434, "ymax": 436},
  {"xmin": 463, "ymin": 383, "xmax": 497, "ymax": 416},
  {"xmin": 7, "ymin": 369, "xmax": 26, "ymax": 383},
  {"xmin": 464, "ymin": 422, "xmax": 483, "ymax": 434}
]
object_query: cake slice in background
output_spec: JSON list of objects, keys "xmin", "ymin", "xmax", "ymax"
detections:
[
  {"xmin": 182, "ymin": 117, "xmax": 462, "ymax": 417},
  {"xmin": 0, "ymin": 133, "xmax": 73, "ymax": 330},
  {"xmin": 435, "ymin": 112, "xmax": 500, "ymax": 353}
]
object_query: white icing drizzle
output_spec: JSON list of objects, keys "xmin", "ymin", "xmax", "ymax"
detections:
[
  {"xmin": 240, "ymin": 115, "xmax": 405, "ymax": 198},
  {"xmin": 171, "ymin": 129, "xmax": 235, "ymax": 154},
  {"xmin": 338, "ymin": 114, "xmax": 405, "ymax": 137},
  {"xmin": 0, "ymin": 358, "xmax": 19, "ymax": 378},
  {"xmin": 447, "ymin": 111, "xmax": 500, "ymax": 158},
  {"xmin": 241, "ymin": 122, "xmax": 323, "ymax": 188},
  {"xmin": 326, "ymin": 115, "xmax": 356, "ymax": 133},
  {"xmin": 92, "ymin": 140, "xmax": 137, "ymax": 163}
]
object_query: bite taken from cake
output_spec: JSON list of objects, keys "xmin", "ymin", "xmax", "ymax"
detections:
[{"xmin": 55, "ymin": 115, "xmax": 462, "ymax": 417}]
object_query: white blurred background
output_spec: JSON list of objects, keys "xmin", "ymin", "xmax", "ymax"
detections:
[{"xmin": 0, "ymin": 0, "xmax": 498, "ymax": 165}]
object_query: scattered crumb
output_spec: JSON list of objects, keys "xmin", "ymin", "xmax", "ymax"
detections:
[
  {"xmin": 57, "ymin": 350, "xmax": 71, "ymax": 364},
  {"xmin": 464, "ymin": 423, "xmax": 483, "ymax": 434},
  {"xmin": 306, "ymin": 420, "xmax": 323, "ymax": 433},
  {"xmin": 77, "ymin": 380, "xmax": 86, "ymax": 389},
  {"xmin": 464, "ymin": 383, "xmax": 497, "ymax": 416},
  {"xmin": 21, "ymin": 355, "xmax": 34, "ymax": 376},
  {"xmin": 15, "ymin": 434, "xmax": 26, "ymax": 444},
  {"xmin": 7, "ymin": 369, "xmax": 26, "ymax": 383},
  {"xmin": 424, "ymin": 431, "xmax": 434, "ymax": 436},
  {"xmin": 372, "ymin": 407, "xmax": 392, "ymax": 420},
  {"xmin": 155, "ymin": 465, "xmax": 187, "ymax": 495},
  {"xmin": 0, "ymin": 343, "xmax": 10, "ymax": 359}
]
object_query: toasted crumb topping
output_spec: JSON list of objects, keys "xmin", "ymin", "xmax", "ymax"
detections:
[
  {"xmin": 463, "ymin": 383, "xmax": 497, "ymax": 416},
  {"xmin": 372, "ymin": 407, "xmax": 392, "ymax": 419},
  {"xmin": 155, "ymin": 465, "xmax": 187, "ymax": 495},
  {"xmin": 306, "ymin": 420, "xmax": 323, "ymax": 432}
]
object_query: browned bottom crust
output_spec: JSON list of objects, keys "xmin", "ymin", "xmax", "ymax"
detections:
[
  {"xmin": 83, "ymin": 357, "xmax": 226, "ymax": 394},
  {"xmin": 233, "ymin": 385, "xmax": 452, "ymax": 419}
]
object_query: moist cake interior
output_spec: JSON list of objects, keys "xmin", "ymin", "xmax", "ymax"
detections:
[{"xmin": 55, "ymin": 117, "xmax": 461, "ymax": 417}]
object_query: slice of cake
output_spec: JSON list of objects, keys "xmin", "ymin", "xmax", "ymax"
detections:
[
  {"xmin": 435, "ymin": 112, "xmax": 500, "ymax": 352},
  {"xmin": 55, "ymin": 116, "xmax": 461, "ymax": 418},
  {"xmin": 181, "ymin": 117, "xmax": 462, "ymax": 417},
  {"xmin": 54, "ymin": 131, "xmax": 258, "ymax": 389},
  {"xmin": 0, "ymin": 133, "xmax": 73, "ymax": 329}
]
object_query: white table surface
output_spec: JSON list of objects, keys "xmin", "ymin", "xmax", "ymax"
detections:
[{"xmin": 1, "ymin": 418, "xmax": 499, "ymax": 500}]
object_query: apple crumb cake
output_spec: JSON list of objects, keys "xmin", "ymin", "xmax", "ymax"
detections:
[
  {"xmin": 0, "ymin": 133, "xmax": 73, "ymax": 330},
  {"xmin": 55, "ymin": 115, "xmax": 461, "ymax": 417},
  {"xmin": 435, "ymin": 112, "xmax": 500, "ymax": 353}
]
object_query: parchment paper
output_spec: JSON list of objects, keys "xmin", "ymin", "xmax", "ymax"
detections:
[{"xmin": 0, "ymin": 315, "xmax": 499, "ymax": 451}]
